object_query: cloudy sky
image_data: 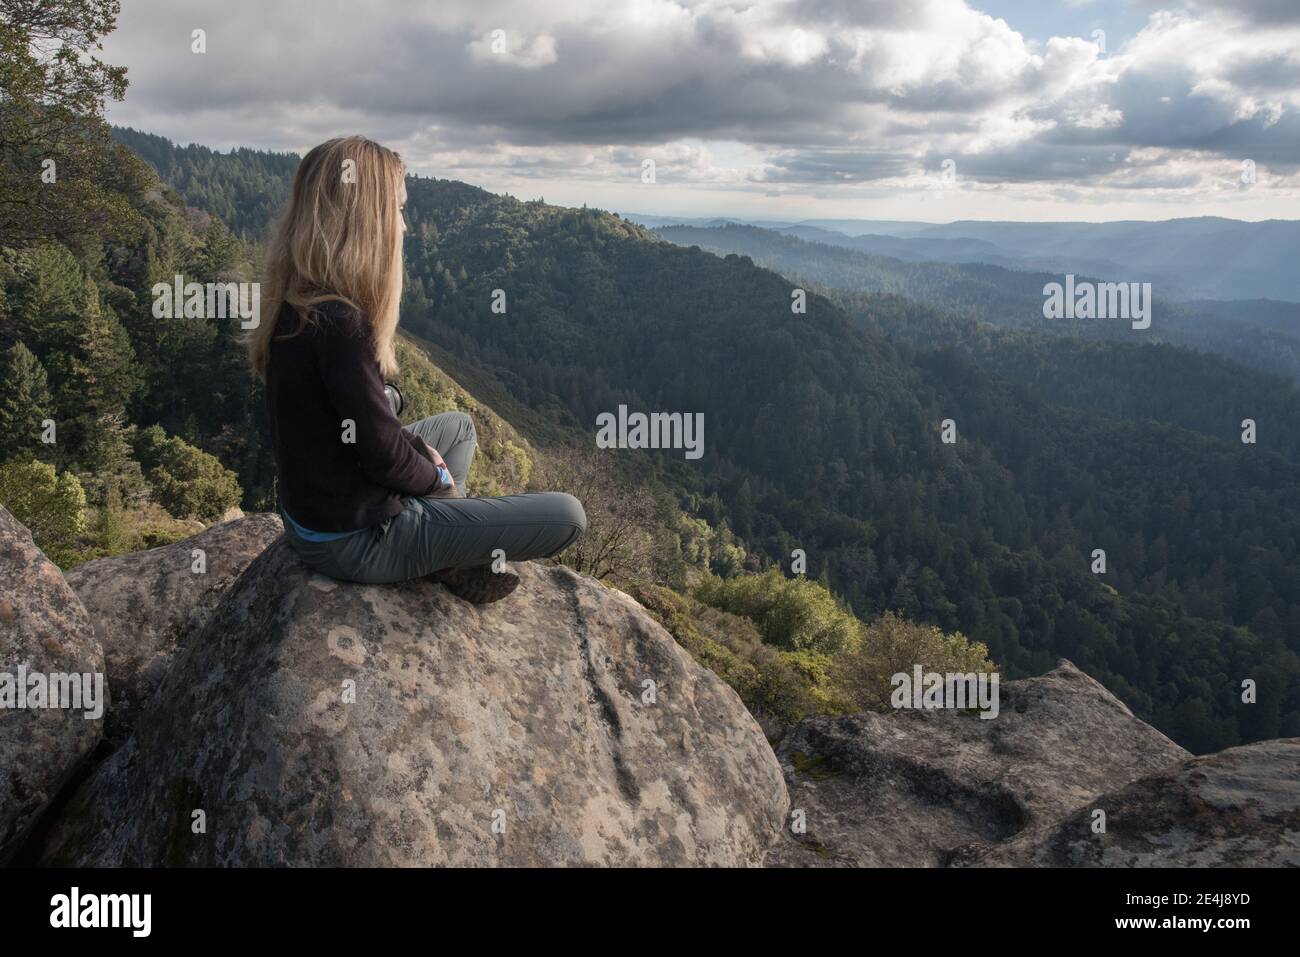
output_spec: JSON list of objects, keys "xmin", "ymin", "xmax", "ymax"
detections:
[{"xmin": 102, "ymin": 0, "xmax": 1300, "ymax": 221}]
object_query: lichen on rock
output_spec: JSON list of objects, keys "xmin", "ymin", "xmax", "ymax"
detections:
[{"xmin": 37, "ymin": 536, "xmax": 788, "ymax": 866}]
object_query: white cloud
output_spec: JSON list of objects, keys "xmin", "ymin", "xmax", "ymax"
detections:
[{"xmin": 99, "ymin": 0, "xmax": 1300, "ymax": 216}]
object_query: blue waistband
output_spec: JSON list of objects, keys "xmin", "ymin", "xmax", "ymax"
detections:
[{"xmin": 281, "ymin": 508, "xmax": 362, "ymax": 543}]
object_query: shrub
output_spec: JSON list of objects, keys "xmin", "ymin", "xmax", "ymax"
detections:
[
  {"xmin": 134, "ymin": 425, "xmax": 241, "ymax": 521},
  {"xmin": 694, "ymin": 569, "xmax": 860, "ymax": 655},
  {"xmin": 835, "ymin": 611, "xmax": 995, "ymax": 712},
  {"xmin": 690, "ymin": 569, "xmax": 995, "ymax": 722},
  {"xmin": 629, "ymin": 582, "xmax": 822, "ymax": 738},
  {"xmin": 73, "ymin": 497, "xmax": 196, "ymax": 564},
  {"xmin": 0, "ymin": 457, "xmax": 87, "ymax": 566}
]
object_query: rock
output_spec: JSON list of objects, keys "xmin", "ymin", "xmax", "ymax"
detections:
[
  {"xmin": 64, "ymin": 514, "xmax": 283, "ymax": 743},
  {"xmin": 38, "ymin": 539, "xmax": 787, "ymax": 866},
  {"xmin": 766, "ymin": 660, "xmax": 1188, "ymax": 867},
  {"xmin": 0, "ymin": 507, "xmax": 105, "ymax": 863},
  {"xmin": 949, "ymin": 738, "xmax": 1300, "ymax": 867}
]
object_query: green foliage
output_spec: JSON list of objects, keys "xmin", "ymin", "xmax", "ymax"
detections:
[
  {"xmin": 110, "ymin": 128, "xmax": 297, "ymax": 242},
  {"xmin": 630, "ymin": 582, "xmax": 823, "ymax": 735},
  {"xmin": 84, "ymin": 484, "xmax": 136, "ymax": 558},
  {"xmin": 658, "ymin": 223, "xmax": 1300, "ymax": 384},
  {"xmin": 0, "ymin": 457, "xmax": 86, "ymax": 566},
  {"xmin": 75, "ymin": 412, "xmax": 147, "ymax": 507},
  {"xmin": 641, "ymin": 576, "xmax": 995, "ymax": 733},
  {"xmin": 134, "ymin": 425, "xmax": 241, "ymax": 521},
  {"xmin": 44, "ymin": 277, "xmax": 142, "ymax": 457},
  {"xmin": 837, "ymin": 611, "xmax": 994, "ymax": 712},
  {"xmin": 674, "ymin": 513, "xmax": 747, "ymax": 580},
  {"xmin": 0, "ymin": 1, "xmax": 147, "ymax": 248},
  {"xmin": 827, "ymin": 288, "xmax": 1300, "ymax": 466},
  {"xmin": 0, "ymin": 341, "xmax": 54, "ymax": 461},
  {"xmin": 6, "ymin": 242, "xmax": 88, "ymax": 354},
  {"xmin": 74, "ymin": 496, "xmax": 195, "ymax": 564},
  {"xmin": 696, "ymin": 570, "xmax": 861, "ymax": 656}
]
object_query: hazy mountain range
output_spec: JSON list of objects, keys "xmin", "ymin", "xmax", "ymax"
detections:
[
  {"xmin": 629, "ymin": 213, "xmax": 1300, "ymax": 302},
  {"xmin": 653, "ymin": 221, "xmax": 1300, "ymax": 383}
]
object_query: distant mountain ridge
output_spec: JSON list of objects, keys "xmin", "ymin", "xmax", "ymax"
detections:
[
  {"xmin": 655, "ymin": 222, "xmax": 1300, "ymax": 382},
  {"xmin": 629, "ymin": 212, "xmax": 1300, "ymax": 301}
]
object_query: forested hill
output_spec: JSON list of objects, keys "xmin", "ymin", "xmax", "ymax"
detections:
[
  {"xmin": 111, "ymin": 127, "xmax": 297, "ymax": 241},
  {"xmin": 657, "ymin": 222, "xmax": 1300, "ymax": 383},
  {"xmin": 814, "ymin": 290, "xmax": 1300, "ymax": 467},
  {"xmin": 103, "ymin": 133, "xmax": 1300, "ymax": 753},
  {"xmin": 398, "ymin": 178, "xmax": 1300, "ymax": 754}
]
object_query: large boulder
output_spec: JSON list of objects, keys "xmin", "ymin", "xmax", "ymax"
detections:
[
  {"xmin": 38, "ymin": 539, "xmax": 787, "ymax": 866},
  {"xmin": 0, "ymin": 507, "xmax": 105, "ymax": 863},
  {"xmin": 64, "ymin": 514, "xmax": 283, "ymax": 743},
  {"xmin": 766, "ymin": 660, "xmax": 1189, "ymax": 867},
  {"xmin": 950, "ymin": 738, "xmax": 1300, "ymax": 867}
]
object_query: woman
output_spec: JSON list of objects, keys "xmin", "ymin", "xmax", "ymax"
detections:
[{"xmin": 249, "ymin": 136, "xmax": 586, "ymax": 603}]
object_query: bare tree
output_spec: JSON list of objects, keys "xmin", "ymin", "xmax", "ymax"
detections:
[{"xmin": 529, "ymin": 442, "xmax": 668, "ymax": 584}]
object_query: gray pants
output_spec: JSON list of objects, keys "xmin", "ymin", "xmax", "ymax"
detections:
[{"xmin": 285, "ymin": 411, "xmax": 586, "ymax": 584}]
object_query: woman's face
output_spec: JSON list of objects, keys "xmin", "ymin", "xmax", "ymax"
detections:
[{"xmin": 398, "ymin": 180, "xmax": 408, "ymax": 236}]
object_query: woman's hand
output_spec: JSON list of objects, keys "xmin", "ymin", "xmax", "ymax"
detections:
[
  {"xmin": 414, "ymin": 436, "xmax": 445, "ymax": 468},
  {"xmin": 415, "ymin": 437, "xmax": 458, "ymax": 497}
]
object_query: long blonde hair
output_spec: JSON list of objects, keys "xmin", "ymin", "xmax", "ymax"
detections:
[{"xmin": 249, "ymin": 135, "xmax": 405, "ymax": 380}]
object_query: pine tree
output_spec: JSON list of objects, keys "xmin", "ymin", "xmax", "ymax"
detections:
[
  {"xmin": 45, "ymin": 276, "xmax": 141, "ymax": 466},
  {"xmin": 78, "ymin": 277, "xmax": 140, "ymax": 414},
  {"xmin": 192, "ymin": 218, "xmax": 241, "ymax": 278},
  {"xmin": 0, "ymin": 341, "xmax": 55, "ymax": 462},
  {"xmin": 77, "ymin": 410, "xmax": 146, "ymax": 507},
  {"xmin": 8, "ymin": 243, "xmax": 86, "ymax": 357}
]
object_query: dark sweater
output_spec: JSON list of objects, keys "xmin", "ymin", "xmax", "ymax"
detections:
[{"xmin": 265, "ymin": 300, "xmax": 439, "ymax": 532}]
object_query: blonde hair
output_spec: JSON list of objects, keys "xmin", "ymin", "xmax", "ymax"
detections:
[{"xmin": 249, "ymin": 135, "xmax": 405, "ymax": 380}]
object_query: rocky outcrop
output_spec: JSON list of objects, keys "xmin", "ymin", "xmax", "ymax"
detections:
[
  {"xmin": 766, "ymin": 660, "xmax": 1189, "ymax": 867},
  {"xmin": 8, "ymin": 506, "xmax": 1293, "ymax": 870},
  {"xmin": 949, "ymin": 738, "xmax": 1300, "ymax": 867},
  {"xmin": 0, "ymin": 507, "xmax": 105, "ymax": 864},
  {"xmin": 64, "ymin": 514, "xmax": 283, "ymax": 742},
  {"xmin": 37, "ymin": 538, "xmax": 788, "ymax": 866}
]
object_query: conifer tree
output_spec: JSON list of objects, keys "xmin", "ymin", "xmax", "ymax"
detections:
[
  {"xmin": 0, "ymin": 341, "xmax": 55, "ymax": 462},
  {"xmin": 45, "ymin": 275, "xmax": 140, "ymax": 465}
]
